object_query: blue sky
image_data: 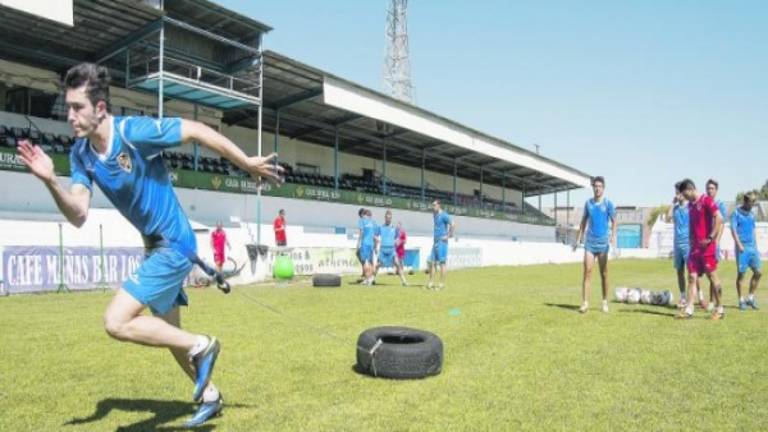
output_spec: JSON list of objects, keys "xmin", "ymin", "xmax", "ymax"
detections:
[{"xmin": 218, "ymin": 0, "xmax": 768, "ymax": 207}]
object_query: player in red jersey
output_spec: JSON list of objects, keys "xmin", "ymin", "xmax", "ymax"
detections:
[
  {"xmin": 210, "ymin": 221, "xmax": 230, "ymax": 273},
  {"xmin": 675, "ymin": 179, "xmax": 725, "ymax": 320}
]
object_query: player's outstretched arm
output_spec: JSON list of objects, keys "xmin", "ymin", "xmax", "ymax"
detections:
[
  {"xmin": 181, "ymin": 120, "xmax": 283, "ymax": 184},
  {"xmin": 17, "ymin": 140, "xmax": 90, "ymax": 227}
]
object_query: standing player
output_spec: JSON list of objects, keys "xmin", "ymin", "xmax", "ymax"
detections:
[
  {"xmin": 666, "ymin": 184, "xmax": 690, "ymax": 308},
  {"xmin": 210, "ymin": 221, "xmax": 231, "ymax": 273},
  {"xmin": 395, "ymin": 221, "xmax": 408, "ymax": 279},
  {"xmin": 357, "ymin": 208, "xmax": 378, "ymax": 286},
  {"xmin": 574, "ymin": 176, "xmax": 617, "ymax": 314},
  {"xmin": 704, "ymin": 179, "xmax": 728, "ymax": 310},
  {"xmin": 731, "ymin": 193, "xmax": 762, "ymax": 310},
  {"xmin": 374, "ymin": 210, "xmax": 408, "ymax": 286},
  {"xmin": 676, "ymin": 179, "xmax": 725, "ymax": 320},
  {"xmin": 273, "ymin": 209, "xmax": 287, "ymax": 246},
  {"xmin": 428, "ymin": 200, "xmax": 455, "ymax": 290},
  {"xmin": 17, "ymin": 63, "xmax": 283, "ymax": 427}
]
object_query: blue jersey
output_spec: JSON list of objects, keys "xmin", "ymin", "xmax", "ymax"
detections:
[
  {"xmin": 731, "ymin": 207, "xmax": 756, "ymax": 248},
  {"xmin": 358, "ymin": 217, "xmax": 377, "ymax": 247},
  {"xmin": 377, "ymin": 223, "xmax": 398, "ymax": 248},
  {"xmin": 584, "ymin": 198, "xmax": 616, "ymax": 244},
  {"xmin": 717, "ymin": 200, "xmax": 728, "ymax": 221},
  {"xmin": 70, "ymin": 116, "xmax": 196, "ymax": 256},
  {"xmin": 433, "ymin": 210, "xmax": 452, "ymax": 240},
  {"xmin": 672, "ymin": 203, "xmax": 690, "ymax": 248}
]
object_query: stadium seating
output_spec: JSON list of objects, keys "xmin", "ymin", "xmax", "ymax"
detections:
[{"xmin": 0, "ymin": 123, "xmax": 73, "ymax": 154}]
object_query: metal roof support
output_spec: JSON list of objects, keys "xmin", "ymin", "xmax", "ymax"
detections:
[
  {"xmin": 382, "ymin": 140, "xmax": 388, "ymax": 195},
  {"xmin": 271, "ymin": 88, "xmax": 323, "ymax": 110},
  {"xmin": 420, "ymin": 148, "xmax": 426, "ymax": 201},
  {"xmin": 193, "ymin": 104, "xmax": 199, "ymax": 171},
  {"xmin": 256, "ymin": 33, "xmax": 264, "ymax": 246},
  {"xmin": 554, "ymin": 191, "xmax": 558, "ymax": 235},
  {"xmin": 566, "ymin": 190, "xmax": 571, "ymax": 244},
  {"xmin": 502, "ymin": 177, "xmax": 506, "ymax": 209},
  {"xmin": 334, "ymin": 128, "xmax": 340, "ymax": 191},
  {"xmin": 479, "ymin": 167, "xmax": 484, "ymax": 207},
  {"xmin": 453, "ymin": 160, "xmax": 458, "ymax": 206},
  {"xmin": 273, "ymin": 109, "xmax": 281, "ymax": 161},
  {"xmin": 162, "ymin": 16, "xmax": 261, "ymax": 55},
  {"xmin": 158, "ymin": 20, "xmax": 165, "ymax": 118},
  {"xmin": 94, "ymin": 18, "xmax": 163, "ymax": 64}
]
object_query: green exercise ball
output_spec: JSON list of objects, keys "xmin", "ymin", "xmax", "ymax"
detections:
[{"xmin": 273, "ymin": 255, "xmax": 295, "ymax": 280}]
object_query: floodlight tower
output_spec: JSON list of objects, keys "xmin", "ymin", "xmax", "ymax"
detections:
[{"xmin": 384, "ymin": 0, "xmax": 414, "ymax": 104}]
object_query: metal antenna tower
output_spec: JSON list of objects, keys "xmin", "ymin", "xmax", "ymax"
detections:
[{"xmin": 384, "ymin": 0, "xmax": 414, "ymax": 104}]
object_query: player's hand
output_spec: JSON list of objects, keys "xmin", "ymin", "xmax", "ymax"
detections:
[
  {"xmin": 737, "ymin": 243, "xmax": 744, "ymax": 252},
  {"xmin": 17, "ymin": 139, "xmax": 55, "ymax": 183},
  {"xmin": 244, "ymin": 153, "xmax": 284, "ymax": 185},
  {"xmin": 700, "ymin": 238, "xmax": 712, "ymax": 247},
  {"xmin": 441, "ymin": 236, "xmax": 449, "ymax": 242}
]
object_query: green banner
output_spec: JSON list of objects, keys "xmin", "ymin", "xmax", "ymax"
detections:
[{"xmin": 0, "ymin": 148, "xmax": 552, "ymax": 226}]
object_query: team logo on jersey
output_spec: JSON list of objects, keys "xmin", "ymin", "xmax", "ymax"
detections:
[
  {"xmin": 117, "ymin": 152, "xmax": 132, "ymax": 173},
  {"xmin": 211, "ymin": 176, "xmax": 222, "ymax": 190}
]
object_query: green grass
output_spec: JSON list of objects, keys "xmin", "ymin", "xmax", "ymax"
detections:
[{"xmin": 1, "ymin": 259, "xmax": 766, "ymax": 431}]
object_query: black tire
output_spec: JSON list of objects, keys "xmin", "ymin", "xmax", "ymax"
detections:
[
  {"xmin": 356, "ymin": 326, "xmax": 443, "ymax": 379},
  {"xmin": 312, "ymin": 273, "xmax": 341, "ymax": 287}
]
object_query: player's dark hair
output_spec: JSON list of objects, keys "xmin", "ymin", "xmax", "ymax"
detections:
[
  {"xmin": 433, "ymin": 199, "xmax": 441, "ymax": 207},
  {"xmin": 706, "ymin": 179, "xmax": 719, "ymax": 189},
  {"xmin": 279, "ymin": 209, "xmax": 285, "ymax": 215},
  {"xmin": 674, "ymin": 181, "xmax": 681, "ymax": 190},
  {"xmin": 677, "ymin": 179, "xmax": 696, "ymax": 193},
  {"xmin": 591, "ymin": 176, "xmax": 605, "ymax": 186},
  {"xmin": 63, "ymin": 63, "xmax": 111, "ymax": 112},
  {"xmin": 358, "ymin": 208, "xmax": 365, "ymax": 217}
]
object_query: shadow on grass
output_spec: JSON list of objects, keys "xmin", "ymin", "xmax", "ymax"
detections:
[
  {"xmin": 543, "ymin": 303, "xmax": 581, "ymax": 312},
  {"xmin": 64, "ymin": 398, "xmax": 253, "ymax": 431},
  {"xmin": 618, "ymin": 309, "xmax": 676, "ymax": 317}
]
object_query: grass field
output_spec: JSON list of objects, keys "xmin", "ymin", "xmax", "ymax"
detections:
[{"xmin": 1, "ymin": 259, "xmax": 766, "ymax": 431}]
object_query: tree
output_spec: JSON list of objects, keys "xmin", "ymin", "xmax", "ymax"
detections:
[
  {"xmin": 736, "ymin": 179, "xmax": 768, "ymax": 202},
  {"xmin": 646, "ymin": 205, "xmax": 670, "ymax": 229}
]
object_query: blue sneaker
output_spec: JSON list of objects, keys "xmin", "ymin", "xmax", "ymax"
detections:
[
  {"xmin": 739, "ymin": 300, "xmax": 748, "ymax": 311},
  {"xmin": 185, "ymin": 394, "xmax": 223, "ymax": 428},
  {"xmin": 191, "ymin": 337, "xmax": 220, "ymax": 402},
  {"xmin": 749, "ymin": 297, "xmax": 759, "ymax": 310}
]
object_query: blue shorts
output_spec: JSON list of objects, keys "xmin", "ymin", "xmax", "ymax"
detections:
[
  {"xmin": 585, "ymin": 241, "xmax": 609, "ymax": 255},
  {"xmin": 736, "ymin": 248, "xmax": 762, "ymax": 274},
  {"xmin": 378, "ymin": 247, "xmax": 396, "ymax": 267},
  {"xmin": 359, "ymin": 244, "xmax": 374, "ymax": 264},
  {"xmin": 123, "ymin": 247, "xmax": 193, "ymax": 316},
  {"xmin": 428, "ymin": 240, "xmax": 448, "ymax": 264},
  {"xmin": 673, "ymin": 245, "xmax": 690, "ymax": 271}
]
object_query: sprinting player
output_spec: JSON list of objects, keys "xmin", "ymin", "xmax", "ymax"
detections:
[
  {"xmin": 395, "ymin": 221, "xmax": 408, "ymax": 276},
  {"xmin": 428, "ymin": 199, "xmax": 455, "ymax": 290},
  {"xmin": 210, "ymin": 221, "xmax": 231, "ymax": 273},
  {"xmin": 703, "ymin": 179, "xmax": 728, "ymax": 310},
  {"xmin": 273, "ymin": 209, "xmax": 287, "ymax": 246},
  {"xmin": 375, "ymin": 210, "xmax": 408, "ymax": 286},
  {"xmin": 667, "ymin": 184, "xmax": 690, "ymax": 308},
  {"xmin": 355, "ymin": 207, "xmax": 366, "ymax": 283},
  {"xmin": 676, "ymin": 179, "xmax": 725, "ymax": 320},
  {"xmin": 731, "ymin": 193, "xmax": 762, "ymax": 310},
  {"xmin": 574, "ymin": 176, "xmax": 616, "ymax": 314},
  {"xmin": 357, "ymin": 208, "xmax": 378, "ymax": 286},
  {"xmin": 17, "ymin": 63, "xmax": 283, "ymax": 427}
]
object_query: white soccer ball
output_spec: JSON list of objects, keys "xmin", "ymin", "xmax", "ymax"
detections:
[
  {"xmin": 661, "ymin": 290, "xmax": 673, "ymax": 306},
  {"xmin": 627, "ymin": 288, "xmax": 641, "ymax": 304},
  {"xmin": 640, "ymin": 289, "xmax": 652, "ymax": 304},
  {"xmin": 614, "ymin": 287, "xmax": 630, "ymax": 303}
]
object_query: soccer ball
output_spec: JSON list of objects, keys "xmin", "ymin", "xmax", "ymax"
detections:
[
  {"xmin": 614, "ymin": 287, "xmax": 630, "ymax": 303},
  {"xmin": 627, "ymin": 288, "xmax": 641, "ymax": 304},
  {"xmin": 660, "ymin": 290, "xmax": 673, "ymax": 306},
  {"xmin": 640, "ymin": 290, "xmax": 652, "ymax": 304}
]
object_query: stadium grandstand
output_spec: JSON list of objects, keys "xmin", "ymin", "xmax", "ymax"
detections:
[{"xmin": 0, "ymin": 0, "xmax": 592, "ymax": 291}]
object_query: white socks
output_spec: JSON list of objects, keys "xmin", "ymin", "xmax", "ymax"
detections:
[
  {"xmin": 203, "ymin": 383, "xmax": 220, "ymax": 403},
  {"xmin": 188, "ymin": 335, "xmax": 209, "ymax": 358}
]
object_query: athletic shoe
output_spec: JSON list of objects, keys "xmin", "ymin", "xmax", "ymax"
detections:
[
  {"xmin": 676, "ymin": 298, "xmax": 687, "ymax": 309},
  {"xmin": 426, "ymin": 282, "xmax": 434, "ymax": 290},
  {"xmin": 191, "ymin": 337, "xmax": 221, "ymax": 402},
  {"xmin": 601, "ymin": 300, "xmax": 609, "ymax": 313},
  {"xmin": 749, "ymin": 297, "xmax": 760, "ymax": 310},
  {"xmin": 739, "ymin": 300, "xmax": 748, "ymax": 311},
  {"xmin": 675, "ymin": 310, "xmax": 694, "ymax": 320},
  {"xmin": 579, "ymin": 302, "xmax": 588, "ymax": 314},
  {"xmin": 185, "ymin": 394, "xmax": 223, "ymax": 428},
  {"xmin": 710, "ymin": 310, "xmax": 724, "ymax": 321},
  {"xmin": 401, "ymin": 281, "xmax": 409, "ymax": 287}
]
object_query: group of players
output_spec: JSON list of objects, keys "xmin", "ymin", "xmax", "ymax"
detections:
[
  {"xmin": 576, "ymin": 176, "xmax": 762, "ymax": 320},
  {"xmin": 355, "ymin": 199, "xmax": 456, "ymax": 290}
]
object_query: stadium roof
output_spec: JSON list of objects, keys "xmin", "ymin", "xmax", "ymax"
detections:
[{"xmin": 225, "ymin": 51, "xmax": 591, "ymax": 196}]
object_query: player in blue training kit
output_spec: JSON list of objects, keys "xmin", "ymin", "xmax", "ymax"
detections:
[
  {"xmin": 17, "ymin": 64, "xmax": 282, "ymax": 428},
  {"xmin": 705, "ymin": 179, "xmax": 728, "ymax": 310},
  {"xmin": 428, "ymin": 200, "xmax": 455, "ymax": 290},
  {"xmin": 731, "ymin": 193, "xmax": 762, "ymax": 310},
  {"xmin": 374, "ymin": 209, "xmax": 408, "ymax": 286},
  {"xmin": 667, "ymin": 184, "xmax": 690, "ymax": 307},
  {"xmin": 358, "ymin": 209, "xmax": 379, "ymax": 286},
  {"xmin": 574, "ymin": 176, "xmax": 617, "ymax": 314}
]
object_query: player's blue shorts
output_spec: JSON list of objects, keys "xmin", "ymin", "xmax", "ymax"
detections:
[
  {"xmin": 123, "ymin": 247, "xmax": 193, "ymax": 316},
  {"xmin": 673, "ymin": 245, "xmax": 690, "ymax": 271},
  {"xmin": 378, "ymin": 247, "xmax": 396, "ymax": 267},
  {"xmin": 429, "ymin": 240, "xmax": 448, "ymax": 264},
  {"xmin": 359, "ymin": 244, "xmax": 374, "ymax": 264},
  {"xmin": 736, "ymin": 247, "xmax": 762, "ymax": 274},
  {"xmin": 585, "ymin": 239, "xmax": 610, "ymax": 255}
]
